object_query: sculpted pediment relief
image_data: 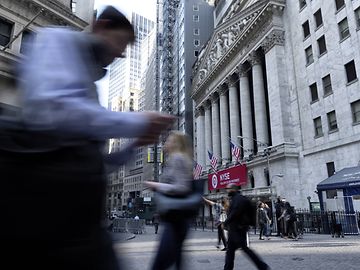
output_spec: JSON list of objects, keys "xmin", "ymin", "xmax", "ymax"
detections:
[{"xmin": 193, "ymin": 0, "xmax": 270, "ymax": 89}]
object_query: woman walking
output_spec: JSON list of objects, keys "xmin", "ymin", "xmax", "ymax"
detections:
[
  {"xmin": 145, "ymin": 131, "xmax": 194, "ymax": 270},
  {"xmin": 203, "ymin": 197, "xmax": 229, "ymax": 250}
]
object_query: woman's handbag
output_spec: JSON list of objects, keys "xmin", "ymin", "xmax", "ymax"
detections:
[{"xmin": 154, "ymin": 179, "xmax": 204, "ymax": 220}]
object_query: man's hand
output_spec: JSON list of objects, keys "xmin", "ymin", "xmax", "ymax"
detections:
[
  {"xmin": 135, "ymin": 112, "xmax": 175, "ymax": 146},
  {"xmin": 144, "ymin": 181, "xmax": 158, "ymax": 191}
]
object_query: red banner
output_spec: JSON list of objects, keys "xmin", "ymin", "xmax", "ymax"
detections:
[{"xmin": 208, "ymin": 164, "xmax": 248, "ymax": 190}]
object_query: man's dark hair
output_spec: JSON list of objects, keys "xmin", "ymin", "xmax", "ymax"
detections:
[{"xmin": 97, "ymin": 6, "xmax": 135, "ymax": 42}]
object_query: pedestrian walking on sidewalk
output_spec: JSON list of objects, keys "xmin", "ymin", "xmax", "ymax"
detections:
[
  {"xmin": 152, "ymin": 212, "xmax": 160, "ymax": 234},
  {"xmin": 0, "ymin": 6, "xmax": 174, "ymax": 270},
  {"xmin": 257, "ymin": 202, "xmax": 270, "ymax": 240},
  {"xmin": 203, "ymin": 197, "xmax": 229, "ymax": 250},
  {"xmin": 223, "ymin": 184, "xmax": 270, "ymax": 270},
  {"xmin": 145, "ymin": 131, "xmax": 194, "ymax": 270}
]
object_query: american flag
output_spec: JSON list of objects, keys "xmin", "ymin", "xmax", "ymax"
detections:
[
  {"xmin": 193, "ymin": 161, "xmax": 202, "ymax": 180},
  {"xmin": 230, "ymin": 140, "xmax": 241, "ymax": 162},
  {"xmin": 207, "ymin": 150, "xmax": 218, "ymax": 171}
]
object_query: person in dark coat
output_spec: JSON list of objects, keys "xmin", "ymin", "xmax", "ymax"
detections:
[
  {"xmin": 152, "ymin": 212, "xmax": 161, "ymax": 234},
  {"xmin": 223, "ymin": 184, "xmax": 270, "ymax": 270}
]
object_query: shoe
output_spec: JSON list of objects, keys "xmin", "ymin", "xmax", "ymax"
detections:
[
  {"xmin": 216, "ymin": 245, "xmax": 220, "ymax": 249},
  {"xmin": 221, "ymin": 248, "xmax": 227, "ymax": 251},
  {"xmin": 259, "ymin": 238, "xmax": 265, "ymax": 240}
]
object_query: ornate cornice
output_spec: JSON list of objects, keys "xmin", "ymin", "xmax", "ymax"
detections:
[
  {"xmin": 19, "ymin": 0, "xmax": 89, "ymax": 29},
  {"xmin": 225, "ymin": 73, "xmax": 238, "ymax": 87},
  {"xmin": 194, "ymin": 107, "xmax": 205, "ymax": 118},
  {"xmin": 218, "ymin": 84, "xmax": 228, "ymax": 96},
  {"xmin": 191, "ymin": 0, "xmax": 286, "ymax": 103},
  {"xmin": 210, "ymin": 92, "xmax": 220, "ymax": 104},
  {"xmin": 237, "ymin": 64, "xmax": 250, "ymax": 77},
  {"xmin": 261, "ymin": 28, "xmax": 285, "ymax": 53},
  {"xmin": 248, "ymin": 51, "xmax": 262, "ymax": 66}
]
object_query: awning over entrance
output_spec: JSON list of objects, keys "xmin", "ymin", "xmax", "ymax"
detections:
[{"xmin": 317, "ymin": 166, "xmax": 360, "ymax": 191}]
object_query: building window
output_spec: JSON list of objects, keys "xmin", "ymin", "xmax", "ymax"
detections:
[
  {"xmin": 327, "ymin": 111, "xmax": 338, "ymax": 132},
  {"xmin": 20, "ymin": 30, "xmax": 34, "ymax": 54},
  {"xmin": 71, "ymin": 0, "xmax": 77, "ymax": 13},
  {"xmin": 351, "ymin": 99, "xmax": 360, "ymax": 124},
  {"xmin": 335, "ymin": 0, "xmax": 345, "ymax": 11},
  {"xmin": 305, "ymin": 45, "xmax": 314, "ymax": 65},
  {"xmin": 326, "ymin": 189, "xmax": 337, "ymax": 199},
  {"xmin": 194, "ymin": 28, "xmax": 199, "ymax": 35},
  {"xmin": 314, "ymin": 9, "xmax": 323, "ymax": 28},
  {"xmin": 0, "ymin": 18, "xmax": 13, "ymax": 47},
  {"xmin": 302, "ymin": 20, "xmax": 310, "ymax": 39},
  {"xmin": 326, "ymin": 162, "xmax": 336, "ymax": 177},
  {"xmin": 310, "ymin": 83, "xmax": 319, "ymax": 102},
  {"xmin": 317, "ymin": 35, "xmax": 327, "ymax": 55},
  {"xmin": 194, "ymin": 50, "xmax": 199, "ymax": 57},
  {"xmin": 355, "ymin": 7, "xmax": 360, "ymax": 28},
  {"xmin": 194, "ymin": 39, "xmax": 200, "ymax": 46},
  {"xmin": 338, "ymin": 18, "xmax": 350, "ymax": 40},
  {"xmin": 193, "ymin": 5, "xmax": 199, "ymax": 11},
  {"xmin": 193, "ymin": 15, "xmax": 199, "ymax": 22},
  {"xmin": 322, "ymin": 74, "xmax": 332, "ymax": 96},
  {"xmin": 299, "ymin": 0, "xmax": 306, "ymax": 10},
  {"xmin": 314, "ymin": 116, "xmax": 323, "ymax": 137},
  {"xmin": 345, "ymin": 60, "xmax": 357, "ymax": 83}
]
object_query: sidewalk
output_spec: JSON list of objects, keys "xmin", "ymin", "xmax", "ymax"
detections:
[{"xmin": 112, "ymin": 225, "xmax": 360, "ymax": 270}]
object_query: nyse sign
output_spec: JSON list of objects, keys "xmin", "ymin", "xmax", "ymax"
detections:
[{"xmin": 208, "ymin": 164, "xmax": 248, "ymax": 190}]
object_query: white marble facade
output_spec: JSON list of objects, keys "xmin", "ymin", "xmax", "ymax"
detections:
[{"xmin": 192, "ymin": 0, "xmax": 360, "ymax": 209}]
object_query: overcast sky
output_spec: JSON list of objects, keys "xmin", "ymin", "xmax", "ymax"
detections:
[{"xmin": 94, "ymin": 0, "xmax": 157, "ymax": 107}]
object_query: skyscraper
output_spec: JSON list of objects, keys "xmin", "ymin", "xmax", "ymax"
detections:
[
  {"xmin": 159, "ymin": 0, "xmax": 214, "ymax": 135},
  {"xmin": 107, "ymin": 12, "xmax": 155, "ymax": 212}
]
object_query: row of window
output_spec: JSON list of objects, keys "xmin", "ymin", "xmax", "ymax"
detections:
[
  {"xmin": 313, "ymin": 99, "xmax": 360, "ymax": 137},
  {"xmin": 309, "ymin": 59, "xmax": 357, "ymax": 103},
  {"xmin": 299, "ymin": 0, "xmax": 346, "ymax": 12}
]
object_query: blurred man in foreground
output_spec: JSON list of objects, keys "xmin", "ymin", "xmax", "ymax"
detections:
[{"xmin": 0, "ymin": 6, "xmax": 173, "ymax": 270}]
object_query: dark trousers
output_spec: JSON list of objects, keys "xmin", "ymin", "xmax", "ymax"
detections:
[
  {"xmin": 259, "ymin": 223, "xmax": 265, "ymax": 239},
  {"xmin": 151, "ymin": 220, "xmax": 189, "ymax": 270},
  {"xmin": 224, "ymin": 229, "xmax": 268, "ymax": 270},
  {"xmin": 154, "ymin": 223, "xmax": 159, "ymax": 234},
  {"xmin": 217, "ymin": 223, "xmax": 227, "ymax": 247},
  {"xmin": 0, "ymin": 143, "xmax": 120, "ymax": 270}
]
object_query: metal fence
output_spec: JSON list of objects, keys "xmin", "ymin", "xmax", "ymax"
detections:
[
  {"xmin": 112, "ymin": 218, "xmax": 146, "ymax": 234},
  {"xmin": 295, "ymin": 209, "xmax": 360, "ymax": 235}
]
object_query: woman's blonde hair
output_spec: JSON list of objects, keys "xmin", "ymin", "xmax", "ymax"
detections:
[{"xmin": 167, "ymin": 130, "xmax": 193, "ymax": 158}]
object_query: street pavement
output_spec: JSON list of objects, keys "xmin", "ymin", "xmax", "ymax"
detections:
[{"xmin": 112, "ymin": 225, "xmax": 360, "ymax": 270}]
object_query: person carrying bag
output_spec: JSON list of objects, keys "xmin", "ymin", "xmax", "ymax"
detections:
[{"xmin": 145, "ymin": 131, "xmax": 203, "ymax": 270}]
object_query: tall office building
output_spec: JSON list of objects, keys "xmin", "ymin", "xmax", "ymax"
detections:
[
  {"xmin": 107, "ymin": 13, "xmax": 155, "ymax": 212},
  {"xmin": 159, "ymin": 0, "xmax": 214, "ymax": 135},
  {"xmin": 192, "ymin": 0, "xmax": 360, "ymax": 213}
]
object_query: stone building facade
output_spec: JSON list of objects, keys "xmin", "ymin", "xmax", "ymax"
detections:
[
  {"xmin": 0, "ymin": 0, "xmax": 91, "ymax": 115},
  {"xmin": 192, "ymin": 0, "xmax": 360, "ymax": 209}
]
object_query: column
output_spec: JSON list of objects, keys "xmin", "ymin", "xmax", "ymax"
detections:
[
  {"xmin": 238, "ymin": 64, "xmax": 254, "ymax": 158},
  {"xmin": 211, "ymin": 92, "xmax": 221, "ymax": 164},
  {"xmin": 195, "ymin": 107, "xmax": 206, "ymax": 168},
  {"xmin": 219, "ymin": 84, "xmax": 230, "ymax": 166},
  {"xmin": 249, "ymin": 51, "xmax": 269, "ymax": 152},
  {"xmin": 227, "ymin": 74, "xmax": 241, "ymax": 162},
  {"xmin": 262, "ymin": 29, "xmax": 290, "ymax": 145},
  {"xmin": 204, "ymin": 100, "xmax": 212, "ymax": 168}
]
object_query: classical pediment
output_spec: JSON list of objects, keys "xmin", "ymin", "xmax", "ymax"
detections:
[{"xmin": 192, "ymin": 0, "xmax": 285, "ymax": 98}]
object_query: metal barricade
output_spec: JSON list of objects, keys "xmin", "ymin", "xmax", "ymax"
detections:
[{"xmin": 112, "ymin": 218, "xmax": 146, "ymax": 234}]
